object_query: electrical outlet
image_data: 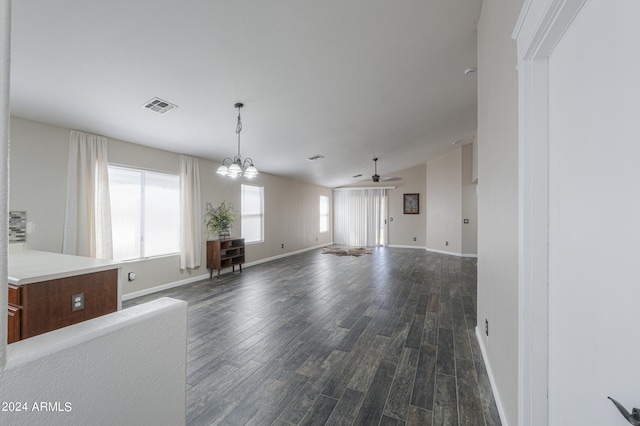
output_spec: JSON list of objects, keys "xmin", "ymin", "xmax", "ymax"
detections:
[
  {"xmin": 281, "ymin": 243, "xmax": 284, "ymax": 249},
  {"xmin": 445, "ymin": 241, "xmax": 449, "ymax": 246},
  {"xmin": 413, "ymin": 237, "xmax": 417, "ymax": 242},
  {"xmin": 71, "ymin": 293, "xmax": 85, "ymax": 312},
  {"xmin": 485, "ymin": 319, "xmax": 489, "ymax": 336}
]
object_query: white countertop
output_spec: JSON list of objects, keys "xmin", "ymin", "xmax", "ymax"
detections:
[{"xmin": 8, "ymin": 250, "xmax": 121, "ymax": 285}]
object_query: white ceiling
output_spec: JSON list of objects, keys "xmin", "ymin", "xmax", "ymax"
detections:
[{"xmin": 10, "ymin": 1, "xmax": 482, "ymax": 188}]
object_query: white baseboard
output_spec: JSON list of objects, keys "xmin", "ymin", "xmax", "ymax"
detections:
[
  {"xmin": 243, "ymin": 242, "xmax": 333, "ymax": 268},
  {"xmin": 387, "ymin": 245, "xmax": 427, "ymax": 250},
  {"xmin": 475, "ymin": 326, "xmax": 509, "ymax": 426},
  {"xmin": 424, "ymin": 247, "xmax": 478, "ymax": 258},
  {"xmin": 122, "ymin": 273, "xmax": 210, "ymax": 301},
  {"xmin": 122, "ymin": 242, "xmax": 334, "ymax": 301}
]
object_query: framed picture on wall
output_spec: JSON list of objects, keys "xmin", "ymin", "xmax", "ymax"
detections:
[{"xmin": 403, "ymin": 193, "xmax": 419, "ymax": 214}]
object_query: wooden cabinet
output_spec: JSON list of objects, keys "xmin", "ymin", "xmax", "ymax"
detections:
[
  {"xmin": 8, "ymin": 305, "xmax": 21, "ymax": 344},
  {"xmin": 207, "ymin": 238, "xmax": 245, "ymax": 279},
  {"xmin": 7, "ymin": 284, "xmax": 22, "ymax": 344},
  {"xmin": 6, "ymin": 269, "xmax": 118, "ymax": 343}
]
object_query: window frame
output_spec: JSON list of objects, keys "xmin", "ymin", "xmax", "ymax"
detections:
[
  {"xmin": 108, "ymin": 164, "xmax": 180, "ymax": 261},
  {"xmin": 241, "ymin": 184, "xmax": 264, "ymax": 244},
  {"xmin": 319, "ymin": 195, "xmax": 329, "ymax": 233}
]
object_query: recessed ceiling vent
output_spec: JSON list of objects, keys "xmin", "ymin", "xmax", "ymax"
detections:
[
  {"xmin": 307, "ymin": 154, "xmax": 325, "ymax": 161},
  {"xmin": 142, "ymin": 97, "xmax": 178, "ymax": 114}
]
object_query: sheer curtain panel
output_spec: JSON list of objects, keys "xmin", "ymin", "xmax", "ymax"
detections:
[
  {"xmin": 62, "ymin": 130, "xmax": 113, "ymax": 259},
  {"xmin": 333, "ymin": 188, "xmax": 385, "ymax": 247},
  {"xmin": 179, "ymin": 155, "xmax": 201, "ymax": 269}
]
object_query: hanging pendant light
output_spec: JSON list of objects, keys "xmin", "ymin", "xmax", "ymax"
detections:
[
  {"xmin": 216, "ymin": 102, "xmax": 259, "ymax": 179},
  {"xmin": 372, "ymin": 158, "xmax": 380, "ymax": 182}
]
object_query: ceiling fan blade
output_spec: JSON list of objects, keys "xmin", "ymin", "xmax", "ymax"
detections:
[{"xmin": 380, "ymin": 176, "xmax": 402, "ymax": 182}]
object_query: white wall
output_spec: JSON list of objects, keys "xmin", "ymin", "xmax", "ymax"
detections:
[
  {"xmin": 9, "ymin": 116, "xmax": 332, "ymax": 296},
  {"xmin": 461, "ymin": 184, "xmax": 477, "ymax": 255},
  {"xmin": 423, "ymin": 146, "xmax": 477, "ymax": 257},
  {"xmin": 0, "ymin": 297, "xmax": 187, "ymax": 425},
  {"xmin": 547, "ymin": 0, "xmax": 640, "ymax": 423},
  {"xmin": 472, "ymin": 134, "xmax": 478, "ymax": 183},
  {"xmin": 340, "ymin": 164, "xmax": 428, "ymax": 249},
  {"xmin": 9, "ymin": 118, "xmax": 68, "ymax": 253},
  {"xmin": 461, "ymin": 145, "xmax": 477, "ymax": 255},
  {"xmin": 245, "ymin": 172, "xmax": 332, "ymax": 260},
  {"xmin": 339, "ymin": 158, "xmax": 475, "ymax": 253},
  {"xmin": 426, "ymin": 148, "xmax": 462, "ymax": 255},
  {"xmin": 476, "ymin": 0, "xmax": 522, "ymax": 423},
  {"xmin": 387, "ymin": 164, "xmax": 427, "ymax": 248}
]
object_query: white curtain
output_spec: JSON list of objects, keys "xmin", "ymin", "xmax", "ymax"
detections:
[
  {"xmin": 62, "ymin": 130, "xmax": 113, "ymax": 259},
  {"xmin": 333, "ymin": 188, "xmax": 385, "ymax": 247},
  {"xmin": 179, "ymin": 155, "xmax": 201, "ymax": 269}
]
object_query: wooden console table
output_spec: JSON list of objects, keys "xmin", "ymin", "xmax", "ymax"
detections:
[{"xmin": 207, "ymin": 238, "xmax": 245, "ymax": 279}]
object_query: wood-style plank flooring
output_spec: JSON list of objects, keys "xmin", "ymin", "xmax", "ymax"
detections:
[{"xmin": 124, "ymin": 247, "xmax": 501, "ymax": 426}]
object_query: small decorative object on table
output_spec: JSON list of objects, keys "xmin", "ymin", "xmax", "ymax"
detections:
[{"xmin": 204, "ymin": 200, "xmax": 236, "ymax": 239}]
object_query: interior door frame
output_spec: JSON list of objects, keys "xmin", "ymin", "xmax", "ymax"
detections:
[{"xmin": 513, "ymin": 0, "xmax": 588, "ymax": 425}]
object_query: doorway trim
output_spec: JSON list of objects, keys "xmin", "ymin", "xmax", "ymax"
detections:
[{"xmin": 512, "ymin": 0, "xmax": 588, "ymax": 425}]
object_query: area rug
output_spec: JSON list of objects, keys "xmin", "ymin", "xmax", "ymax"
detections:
[{"xmin": 322, "ymin": 247, "xmax": 372, "ymax": 257}]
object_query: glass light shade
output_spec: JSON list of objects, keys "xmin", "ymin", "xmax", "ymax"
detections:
[
  {"xmin": 228, "ymin": 163, "xmax": 242, "ymax": 177},
  {"xmin": 216, "ymin": 164, "xmax": 228, "ymax": 175},
  {"xmin": 244, "ymin": 164, "xmax": 258, "ymax": 178}
]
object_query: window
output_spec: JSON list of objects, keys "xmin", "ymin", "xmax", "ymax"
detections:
[
  {"xmin": 241, "ymin": 184, "xmax": 264, "ymax": 243},
  {"xmin": 320, "ymin": 195, "xmax": 329, "ymax": 233},
  {"xmin": 108, "ymin": 165, "xmax": 180, "ymax": 260}
]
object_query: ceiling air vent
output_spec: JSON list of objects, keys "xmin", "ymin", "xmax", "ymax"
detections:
[
  {"xmin": 142, "ymin": 97, "xmax": 178, "ymax": 114},
  {"xmin": 307, "ymin": 154, "xmax": 325, "ymax": 161}
]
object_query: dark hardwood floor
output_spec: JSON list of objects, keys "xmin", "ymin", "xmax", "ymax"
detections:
[{"xmin": 124, "ymin": 247, "xmax": 501, "ymax": 426}]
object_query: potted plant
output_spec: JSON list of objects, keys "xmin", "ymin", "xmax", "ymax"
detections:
[{"xmin": 204, "ymin": 200, "xmax": 236, "ymax": 239}]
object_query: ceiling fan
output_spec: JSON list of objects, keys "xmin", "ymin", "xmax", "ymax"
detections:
[{"xmin": 371, "ymin": 158, "xmax": 402, "ymax": 183}]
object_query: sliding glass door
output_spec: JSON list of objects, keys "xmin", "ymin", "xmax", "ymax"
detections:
[{"xmin": 333, "ymin": 188, "xmax": 387, "ymax": 247}]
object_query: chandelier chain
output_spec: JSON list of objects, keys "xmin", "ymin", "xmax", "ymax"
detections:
[
  {"xmin": 236, "ymin": 107, "xmax": 242, "ymax": 157},
  {"xmin": 216, "ymin": 102, "xmax": 258, "ymax": 179}
]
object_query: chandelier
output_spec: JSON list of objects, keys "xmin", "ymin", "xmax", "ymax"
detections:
[{"xmin": 216, "ymin": 102, "xmax": 258, "ymax": 178}]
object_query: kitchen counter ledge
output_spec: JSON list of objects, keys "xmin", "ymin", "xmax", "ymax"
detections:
[{"xmin": 8, "ymin": 250, "xmax": 121, "ymax": 286}]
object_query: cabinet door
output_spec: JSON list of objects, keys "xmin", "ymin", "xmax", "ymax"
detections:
[
  {"xmin": 8, "ymin": 305, "xmax": 21, "ymax": 344},
  {"xmin": 8, "ymin": 284, "xmax": 21, "ymax": 305}
]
